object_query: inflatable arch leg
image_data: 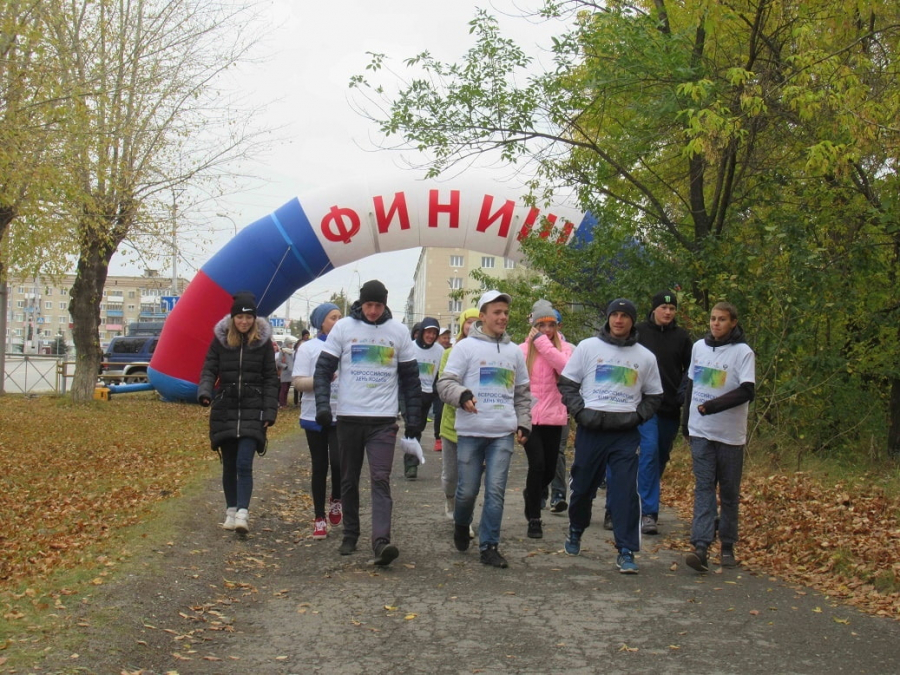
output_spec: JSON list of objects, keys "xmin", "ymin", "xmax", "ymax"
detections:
[{"xmin": 148, "ymin": 180, "xmax": 594, "ymax": 402}]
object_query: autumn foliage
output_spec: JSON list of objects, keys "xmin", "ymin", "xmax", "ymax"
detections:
[{"xmin": 662, "ymin": 453, "xmax": 900, "ymax": 619}]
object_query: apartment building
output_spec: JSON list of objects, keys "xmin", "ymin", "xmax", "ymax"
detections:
[
  {"xmin": 4, "ymin": 270, "xmax": 186, "ymax": 353},
  {"xmin": 404, "ymin": 247, "xmax": 524, "ymax": 336}
]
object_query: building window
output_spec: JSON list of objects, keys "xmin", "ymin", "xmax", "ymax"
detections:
[
  {"xmin": 128, "ymin": 304, "xmax": 135, "ymax": 311},
  {"xmin": 45, "ymin": 301, "xmax": 53, "ymax": 310},
  {"xmin": 128, "ymin": 291, "xmax": 135, "ymax": 298},
  {"xmin": 481, "ymin": 256, "xmax": 495, "ymax": 268},
  {"xmin": 59, "ymin": 302, "xmax": 67, "ymax": 309},
  {"xmin": 504, "ymin": 258, "xmax": 516, "ymax": 269},
  {"xmin": 45, "ymin": 287, "xmax": 53, "ymax": 296},
  {"xmin": 59, "ymin": 316, "xmax": 67, "ymax": 323},
  {"xmin": 449, "ymin": 277, "xmax": 463, "ymax": 290},
  {"xmin": 450, "ymin": 255, "xmax": 464, "ymax": 267},
  {"xmin": 448, "ymin": 299, "xmax": 462, "ymax": 313},
  {"xmin": 16, "ymin": 300, "xmax": 24, "ymax": 308}
]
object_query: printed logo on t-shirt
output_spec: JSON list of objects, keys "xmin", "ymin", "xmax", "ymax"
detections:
[
  {"xmin": 419, "ymin": 361, "xmax": 436, "ymax": 377},
  {"xmin": 351, "ymin": 344, "xmax": 395, "ymax": 365},
  {"xmin": 594, "ymin": 363, "xmax": 638, "ymax": 387},
  {"xmin": 694, "ymin": 365, "xmax": 727, "ymax": 389},
  {"xmin": 479, "ymin": 366, "xmax": 515, "ymax": 388}
]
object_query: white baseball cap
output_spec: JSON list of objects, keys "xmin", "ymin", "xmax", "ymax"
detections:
[{"xmin": 478, "ymin": 290, "xmax": 512, "ymax": 311}]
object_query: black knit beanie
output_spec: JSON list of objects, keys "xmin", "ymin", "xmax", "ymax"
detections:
[
  {"xmin": 651, "ymin": 290, "xmax": 678, "ymax": 311},
  {"xmin": 359, "ymin": 280, "xmax": 388, "ymax": 305},
  {"xmin": 230, "ymin": 291, "xmax": 258, "ymax": 318}
]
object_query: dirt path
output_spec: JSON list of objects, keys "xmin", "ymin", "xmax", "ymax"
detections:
[{"xmin": 34, "ymin": 427, "xmax": 900, "ymax": 674}]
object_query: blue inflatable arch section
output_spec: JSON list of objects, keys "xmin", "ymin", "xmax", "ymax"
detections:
[{"xmin": 148, "ymin": 179, "xmax": 595, "ymax": 401}]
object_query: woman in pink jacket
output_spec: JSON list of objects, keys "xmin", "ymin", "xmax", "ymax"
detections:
[{"xmin": 520, "ymin": 299, "xmax": 573, "ymax": 539}]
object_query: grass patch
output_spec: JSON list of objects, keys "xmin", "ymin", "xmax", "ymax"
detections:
[{"xmin": 0, "ymin": 393, "xmax": 295, "ymax": 669}]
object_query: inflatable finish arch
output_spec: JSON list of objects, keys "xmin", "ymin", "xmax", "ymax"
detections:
[{"xmin": 148, "ymin": 180, "xmax": 595, "ymax": 401}]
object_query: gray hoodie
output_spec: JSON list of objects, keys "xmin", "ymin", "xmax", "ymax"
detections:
[{"xmin": 436, "ymin": 321, "xmax": 532, "ymax": 437}]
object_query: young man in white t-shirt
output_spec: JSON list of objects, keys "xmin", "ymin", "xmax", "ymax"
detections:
[
  {"xmin": 558, "ymin": 298, "xmax": 663, "ymax": 574},
  {"xmin": 403, "ymin": 316, "xmax": 445, "ymax": 479},
  {"xmin": 437, "ymin": 291, "xmax": 532, "ymax": 568},
  {"xmin": 682, "ymin": 301, "xmax": 755, "ymax": 572},
  {"xmin": 313, "ymin": 280, "xmax": 422, "ymax": 567}
]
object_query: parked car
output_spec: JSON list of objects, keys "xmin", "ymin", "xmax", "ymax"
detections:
[{"xmin": 100, "ymin": 334, "xmax": 159, "ymax": 384}]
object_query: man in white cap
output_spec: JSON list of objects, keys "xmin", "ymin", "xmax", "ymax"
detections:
[{"xmin": 437, "ymin": 290, "xmax": 532, "ymax": 568}]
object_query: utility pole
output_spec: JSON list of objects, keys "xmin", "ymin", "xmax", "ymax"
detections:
[{"xmin": 170, "ymin": 191, "xmax": 178, "ymax": 295}]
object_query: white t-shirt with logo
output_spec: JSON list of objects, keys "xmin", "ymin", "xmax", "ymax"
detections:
[
  {"xmin": 442, "ymin": 336, "xmax": 529, "ymax": 438},
  {"xmin": 293, "ymin": 337, "xmax": 337, "ymax": 424},
  {"xmin": 321, "ymin": 317, "xmax": 417, "ymax": 417},
  {"xmin": 412, "ymin": 343, "xmax": 444, "ymax": 393},
  {"xmin": 560, "ymin": 337, "xmax": 663, "ymax": 412},
  {"xmin": 687, "ymin": 339, "xmax": 755, "ymax": 445}
]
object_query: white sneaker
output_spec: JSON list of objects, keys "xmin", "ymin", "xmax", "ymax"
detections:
[
  {"xmin": 234, "ymin": 508, "xmax": 249, "ymax": 534},
  {"xmin": 223, "ymin": 507, "xmax": 237, "ymax": 530},
  {"xmin": 444, "ymin": 497, "xmax": 455, "ymax": 520}
]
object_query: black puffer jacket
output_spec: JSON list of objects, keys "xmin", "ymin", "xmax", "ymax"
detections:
[{"xmin": 197, "ymin": 315, "xmax": 279, "ymax": 452}]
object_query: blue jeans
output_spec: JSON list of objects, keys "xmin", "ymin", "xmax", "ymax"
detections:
[
  {"xmin": 569, "ymin": 426, "xmax": 641, "ymax": 553},
  {"xmin": 658, "ymin": 415, "xmax": 680, "ymax": 478},
  {"xmin": 221, "ymin": 436, "xmax": 257, "ymax": 510},
  {"xmin": 689, "ymin": 436, "xmax": 744, "ymax": 549},
  {"xmin": 637, "ymin": 416, "xmax": 660, "ymax": 516},
  {"xmin": 455, "ymin": 434, "xmax": 514, "ymax": 550}
]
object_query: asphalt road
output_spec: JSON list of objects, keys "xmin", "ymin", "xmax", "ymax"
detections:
[{"xmin": 32, "ymin": 425, "xmax": 900, "ymax": 674}]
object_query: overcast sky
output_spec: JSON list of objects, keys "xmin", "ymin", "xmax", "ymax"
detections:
[{"xmin": 113, "ymin": 0, "xmax": 564, "ymax": 324}]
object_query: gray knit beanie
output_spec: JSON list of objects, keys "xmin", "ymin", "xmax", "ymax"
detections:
[{"xmin": 530, "ymin": 299, "xmax": 557, "ymax": 327}]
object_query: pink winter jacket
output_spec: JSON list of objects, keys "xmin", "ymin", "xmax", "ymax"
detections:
[{"xmin": 520, "ymin": 333, "xmax": 573, "ymax": 426}]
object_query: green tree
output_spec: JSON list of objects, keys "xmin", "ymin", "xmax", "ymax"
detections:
[{"xmin": 353, "ymin": 1, "xmax": 900, "ymax": 456}]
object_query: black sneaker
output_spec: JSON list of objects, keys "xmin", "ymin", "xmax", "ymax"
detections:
[
  {"xmin": 527, "ymin": 518, "xmax": 543, "ymax": 539},
  {"xmin": 641, "ymin": 514, "xmax": 658, "ymax": 535},
  {"xmin": 480, "ymin": 544, "xmax": 508, "ymax": 568},
  {"xmin": 720, "ymin": 546, "xmax": 738, "ymax": 568},
  {"xmin": 685, "ymin": 547, "xmax": 709, "ymax": 572},
  {"xmin": 338, "ymin": 538, "xmax": 357, "ymax": 556},
  {"xmin": 603, "ymin": 510, "xmax": 613, "ymax": 530},
  {"xmin": 549, "ymin": 499, "xmax": 568, "ymax": 515},
  {"xmin": 454, "ymin": 524, "xmax": 471, "ymax": 552},
  {"xmin": 373, "ymin": 543, "xmax": 399, "ymax": 566},
  {"xmin": 405, "ymin": 465, "xmax": 418, "ymax": 480}
]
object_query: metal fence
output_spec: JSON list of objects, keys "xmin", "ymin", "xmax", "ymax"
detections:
[{"xmin": 2, "ymin": 355, "xmax": 73, "ymax": 395}]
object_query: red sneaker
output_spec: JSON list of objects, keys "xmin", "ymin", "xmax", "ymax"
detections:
[
  {"xmin": 313, "ymin": 518, "xmax": 328, "ymax": 539},
  {"xmin": 328, "ymin": 499, "xmax": 343, "ymax": 526},
  {"xmin": 433, "ymin": 438, "xmax": 443, "ymax": 452}
]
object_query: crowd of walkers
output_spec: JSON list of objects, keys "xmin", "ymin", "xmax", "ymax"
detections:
[{"xmin": 197, "ymin": 282, "xmax": 754, "ymax": 575}]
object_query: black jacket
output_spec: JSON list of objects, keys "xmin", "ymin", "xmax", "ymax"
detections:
[
  {"xmin": 313, "ymin": 301, "xmax": 422, "ymax": 431},
  {"xmin": 635, "ymin": 315, "xmax": 692, "ymax": 419},
  {"xmin": 197, "ymin": 316, "xmax": 279, "ymax": 452},
  {"xmin": 557, "ymin": 324, "xmax": 663, "ymax": 432}
]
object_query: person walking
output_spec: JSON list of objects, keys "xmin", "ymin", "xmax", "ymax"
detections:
[
  {"xmin": 278, "ymin": 342, "xmax": 294, "ymax": 408},
  {"xmin": 558, "ymin": 299, "xmax": 663, "ymax": 573},
  {"xmin": 437, "ymin": 308, "xmax": 480, "ymax": 520},
  {"xmin": 198, "ymin": 292, "xmax": 279, "ymax": 535},
  {"xmin": 437, "ymin": 291, "xmax": 532, "ymax": 569},
  {"xmin": 632, "ymin": 290, "xmax": 693, "ymax": 535},
  {"xmin": 292, "ymin": 302, "xmax": 343, "ymax": 540},
  {"xmin": 313, "ymin": 280, "xmax": 422, "ymax": 566},
  {"xmin": 404, "ymin": 316, "xmax": 445, "ymax": 479},
  {"xmin": 430, "ymin": 325, "xmax": 453, "ymax": 452},
  {"xmin": 520, "ymin": 299, "xmax": 573, "ymax": 539},
  {"xmin": 683, "ymin": 302, "xmax": 755, "ymax": 572}
]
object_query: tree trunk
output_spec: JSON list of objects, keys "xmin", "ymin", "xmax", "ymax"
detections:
[
  {"xmin": 68, "ymin": 239, "xmax": 113, "ymax": 402},
  {"xmin": 890, "ymin": 376, "xmax": 900, "ymax": 459}
]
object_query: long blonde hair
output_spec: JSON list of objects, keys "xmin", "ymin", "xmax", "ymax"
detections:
[
  {"xmin": 526, "ymin": 330, "xmax": 563, "ymax": 377},
  {"xmin": 226, "ymin": 318, "xmax": 261, "ymax": 347}
]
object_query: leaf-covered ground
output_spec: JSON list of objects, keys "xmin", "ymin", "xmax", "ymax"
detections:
[
  {"xmin": 0, "ymin": 394, "xmax": 897, "ymax": 627},
  {"xmin": 661, "ymin": 452, "xmax": 900, "ymax": 619}
]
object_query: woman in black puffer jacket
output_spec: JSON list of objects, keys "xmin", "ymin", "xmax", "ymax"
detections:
[{"xmin": 198, "ymin": 292, "xmax": 279, "ymax": 534}]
